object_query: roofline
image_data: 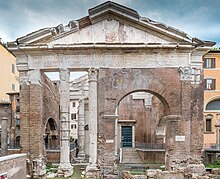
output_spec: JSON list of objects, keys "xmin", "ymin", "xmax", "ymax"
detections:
[
  {"xmin": 0, "ymin": 42, "xmax": 16, "ymax": 57},
  {"xmin": 7, "ymin": 1, "xmax": 215, "ymax": 47},
  {"xmin": 9, "ymin": 42, "xmax": 198, "ymax": 52}
]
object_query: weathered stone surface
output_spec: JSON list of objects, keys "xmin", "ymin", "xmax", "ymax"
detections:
[
  {"xmin": 9, "ymin": 1, "xmax": 212, "ymax": 177},
  {"xmin": 0, "ymin": 154, "xmax": 27, "ymax": 179},
  {"xmin": 19, "ymin": 72, "xmax": 60, "ymax": 177}
]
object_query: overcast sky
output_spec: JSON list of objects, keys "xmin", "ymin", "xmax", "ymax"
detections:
[
  {"xmin": 1, "ymin": 0, "xmax": 219, "ymax": 80},
  {"xmin": 0, "ymin": 0, "xmax": 219, "ymax": 46}
]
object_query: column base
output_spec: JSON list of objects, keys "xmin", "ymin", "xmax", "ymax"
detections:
[
  {"xmin": 32, "ymin": 157, "xmax": 46, "ymax": 178},
  {"xmin": 86, "ymin": 164, "xmax": 100, "ymax": 178},
  {"xmin": 58, "ymin": 163, "xmax": 73, "ymax": 177}
]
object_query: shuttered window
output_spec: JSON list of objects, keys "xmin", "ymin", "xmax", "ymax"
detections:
[
  {"xmin": 204, "ymin": 78, "xmax": 216, "ymax": 90},
  {"xmin": 203, "ymin": 58, "xmax": 216, "ymax": 68}
]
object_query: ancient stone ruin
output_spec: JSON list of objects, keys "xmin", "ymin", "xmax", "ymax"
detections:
[{"xmin": 7, "ymin": 1, "xmax": 214, "ymax": 178}]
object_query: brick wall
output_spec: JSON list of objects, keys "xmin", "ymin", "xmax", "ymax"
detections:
[
  {"xmin": 97, "ymin": 68, "xmax": 181, "ymax": 166},
  {"xmin": 97, "ymin": 67, "xmax": 204, "ymax": 170},
  {"xmin": 19, "ymin": 71, "xmax": 60, "ymax": 176}
]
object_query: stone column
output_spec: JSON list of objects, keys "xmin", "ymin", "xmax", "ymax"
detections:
[
  {"xmin": 1, "ymin": 117, "xmax": 8, "ymax": 156},
  {"xmin": 86, "ymin": 68, "xmax": 98, "ymax": 171},
  {"xmin": 59, "ymin": 68, "xmax": 73, "ymax": 177},
  {"xmin": 77, "ymin": 98, "xmax": 85, "ymax": 161},
  {"xmin": 164, "ymin": 115, "xmax": 183, "ymax": 170}
]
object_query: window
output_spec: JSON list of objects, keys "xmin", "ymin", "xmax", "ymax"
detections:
[
  {"xmin": 72, "ymin": 102, "xmax": 76, "ymax": 107},
  {"xmin": 206, "ymin": 119, "xmax": 212, "ymax": 132},
  {"xmin": 71, "ymin": 113, "xmax": 76, "ymax": 120},
  {"xmin": 15, "ymin": 136, "xmax": 20, "ymax": 148},
  {"xmin": 12, "ymin": 84, "xmax": 15, "ymax": 91},
  {"xmin": 204, "ymin": 79, "xmax": 216, "ymax": 90},
  {"xmin": 205, "ymin": 114, "xmax": 213, "ymax": 132},
  {"xmin": 12, "ymin": 64, "xmax": 15, "ymax": 74},
  {"xmin": 71, "ymin": 124, "xmax": 77, "ymax": 129},
  {"xmin": 16, "ymin": 119, "xmax": 20, "ymax": 126},
  {"xmin": 204, "ymin": 58, "xmax": 215, "ymax": 68},
  {"xmin": 206, "ymin": 100, "xmax": 220, "ymax": 110}
]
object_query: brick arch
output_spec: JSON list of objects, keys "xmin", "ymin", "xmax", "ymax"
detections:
[
  {"xmin": 45, "ymin": 117, "xmax": 57, "ymax": 131},
  {"xmin": 116, "ymin": 89, "xmax": 170, "ymax": 116},
  {"xmin": 97, "ymin": 68, "xmax": 182, "ymax": 165},
  {"xmin": 98, "ymin": 68, "xmax": 181, "ymax": 116}
]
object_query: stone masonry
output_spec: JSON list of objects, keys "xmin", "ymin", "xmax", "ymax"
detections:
[
  {"xmin": 19, "ymin": 71, "xmax": 60, "ymax": 177},
  {"xmin": 8, "ymin": 1, "xmax": 214, "ymax": 177}
]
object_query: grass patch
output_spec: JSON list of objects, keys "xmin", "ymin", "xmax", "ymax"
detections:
[
  {"xmin": 205, "ymin": 164, "xmax": 220, "ymax": 168},
  {"xmin": 46, "ymin": 164, "xmax": 58, "ymax": 174},
  {"xmin": 130, "ymin": 171, "xmax": 146, "ymax": 175}
]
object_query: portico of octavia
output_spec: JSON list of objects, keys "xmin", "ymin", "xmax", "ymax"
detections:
[{"xmin": 8, "ymin": 1, "xmax": 215, "ymax": 178}]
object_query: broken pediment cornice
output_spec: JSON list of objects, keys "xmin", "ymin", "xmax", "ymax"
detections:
[{"xmin": 14, "ymin": 21, "xmax": 79, "ymax": 45}]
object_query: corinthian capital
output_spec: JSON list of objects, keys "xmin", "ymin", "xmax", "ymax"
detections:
[
  {"xmin": 179, "ymin": 66, "xmax": 192, "ymax": 81},
  {"xmin": 59, "ymin": 68, "xmax": 70, "ymax": 82}
]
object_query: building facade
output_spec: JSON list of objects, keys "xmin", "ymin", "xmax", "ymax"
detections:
[
  {"xmin": 0, "ymin": 42, "xmax": 19, "ymax": 102},
  {"xmin": 0, "ymin": 42, "xmax": 20, "ymax": 155},
  {"xmin": 8, "ymin": 1, "xmax": 214, "ymax": 177},
  {"xmin": 204, "ymin": 50, "xmax": 220, "ymax": 144},
  {"xmin": 203, "ymin": 50, "xmax": 220, "ymax": 162}
]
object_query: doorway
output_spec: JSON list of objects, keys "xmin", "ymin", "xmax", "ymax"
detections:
[{"xmin": 121, "ymin": 126, "xmax": 132, "ymax": 147}]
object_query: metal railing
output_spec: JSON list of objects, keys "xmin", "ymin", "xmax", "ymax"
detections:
[
  {"xmin": 203, "ymin": 143, "xmax": 220, "ymax": 150},
  {"xmin": 120, "ymin": 142, "xmax": 165, "ymax": 150},
  {"xmin": 135, "ymin": 142, "xmax": 165, "ymax": 150}
]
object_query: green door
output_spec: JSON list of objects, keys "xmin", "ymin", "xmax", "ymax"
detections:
[{"xmin": 121, "ymin": 126, "xmax": 132, "ymax": 147}]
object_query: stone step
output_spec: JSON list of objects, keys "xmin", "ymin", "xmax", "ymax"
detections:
[{"xmin": 122, "ymin": 148, "xmax": 143, "ymax": 164}]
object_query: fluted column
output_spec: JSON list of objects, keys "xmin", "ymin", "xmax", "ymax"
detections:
[
  {"xmin": 59, "ymin": 68, "xmax": 73, "ymax": 177},
  {"xmin": 77, "ymin": 98, "xmax": 85, "ymax": 160},
  {"xmin": 87, "ymin": 68, "xmax": 98, "ymax": 170}
]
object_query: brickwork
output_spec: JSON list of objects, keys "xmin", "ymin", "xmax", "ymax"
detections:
[
  {"xmin": 97, "ymin": 67, "xmax": 204, "ymax": 171},
  {"xmin": 98, "ymin": 68, "xmax": 181, "ymax": 166},
  {"xmin": 19, "ymin": 71, "xmax": 59, "ymax": 177}
]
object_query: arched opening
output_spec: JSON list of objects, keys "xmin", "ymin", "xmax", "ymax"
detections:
[
  {"xmin": 44, "ymin": 118, "xmax": 59, "ymax": 149},
  {"xmin": 116, "ymin": 90, "xmax": 169, "ymax": 166},
  {"xmin": 206, "ymin": 99, "xmax": 220, "ymax": 111},
  {"xmin": 15, "ymin": 136, "xmax": 20, "ymax": 148}
]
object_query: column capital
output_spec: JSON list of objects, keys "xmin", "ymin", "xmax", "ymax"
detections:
[
  {"xmin": 179, "ymin": 66, "xmax": 192, "ymax": 81},
  {"xmin": 88, "ymin": 68, "xmax": 98, "ymax": 82},
  {"xmin": 59, "ymin": 68, "xmax": 70, "ymax": 82},
  {"xmin": 28, "ymin": 69, "xmax": 42, "ymax": 85}
]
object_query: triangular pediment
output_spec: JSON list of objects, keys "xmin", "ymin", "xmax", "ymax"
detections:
[
  {"xmin": 10, "ymin": 1, "xmax": 214, "ymax": 48},
  {"xmin": 48, "ymin": 18, "xmax": 177, "ymax": 45}
]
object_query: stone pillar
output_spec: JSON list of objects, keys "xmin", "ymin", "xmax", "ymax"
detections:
[
  {"xmin": 164, "ymin": 115, "xmax": 186, "ymax": 170},
  {"xmin": 77, "ymin": 98, "xmax": 85, "ymax": 161},
  {"xmin": 86, "ymin": 68, "xmax": 98, "ymax": 171},
  {"xmin": 1, "ymin": 117, "xmax": 8, "ymax": 156},
  {"xmin": 179, "ymin": 66, "xmax": 192, "ymax": 159},
  {"xmin": 59, "ymin": 68, "xmax": 73, "ymax": 177}
]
